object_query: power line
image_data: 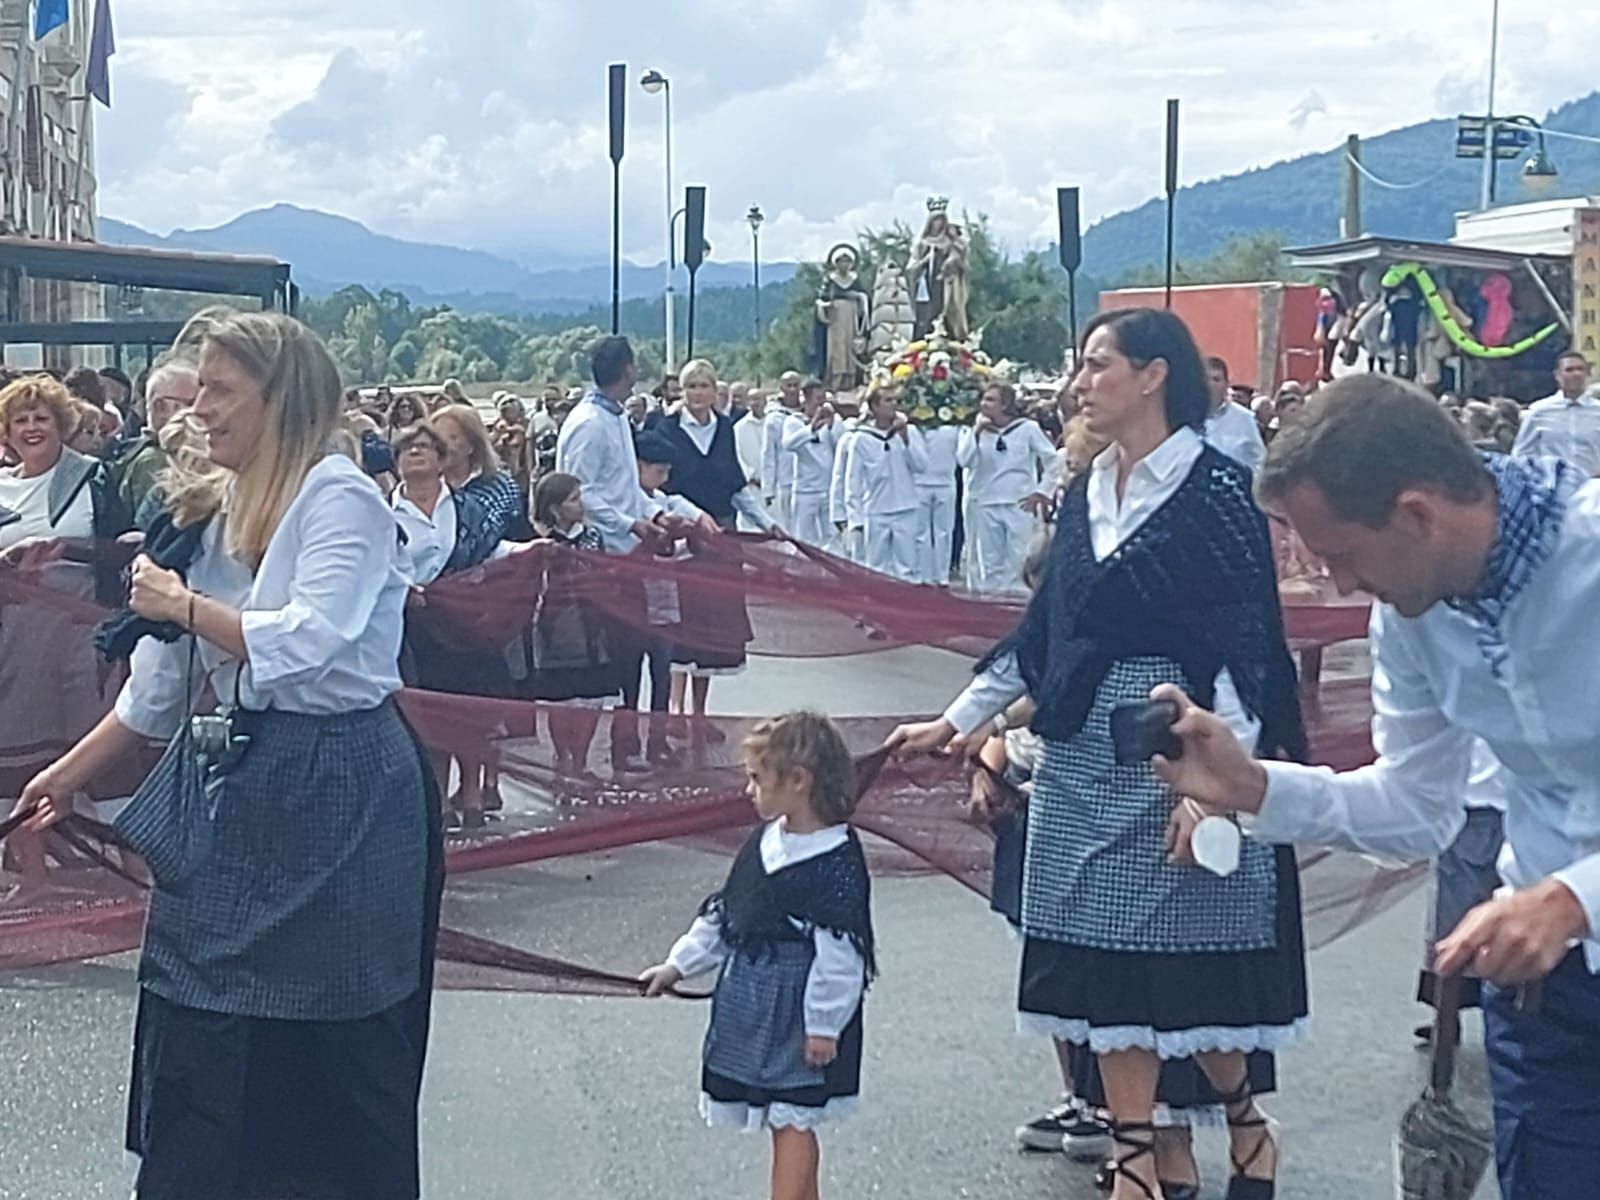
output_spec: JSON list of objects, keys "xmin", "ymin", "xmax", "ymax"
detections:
[
  {"xmin": 1537, "ymin": 126, "xmax": 1600, "ymax": 148},
  {"xmin": 1343, "ymin": 152, "xmax": 1454, "ymax": 192}
]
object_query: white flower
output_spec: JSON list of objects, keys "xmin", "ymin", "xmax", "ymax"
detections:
[
  {"xmin": 937, "ymin": 406, "xmax": 954, "ymax": 421},
  {"xmin": 930, "ymin": 351, "xmax": 952, "ymax": 367}
]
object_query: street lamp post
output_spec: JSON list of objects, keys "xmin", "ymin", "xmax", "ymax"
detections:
[
  {"xmin": 641, "ymin": 69, "xmax": 675, "ymax": 373},
  {"xmin": 1479, "ymin": 0, "xmax": 1501, "ymax": 209},
  {"xmin": 746, "ymin": 205, "xmax": 764, "ymax": 353}
]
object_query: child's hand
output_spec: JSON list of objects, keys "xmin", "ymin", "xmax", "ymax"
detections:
[
  {"xmin": 638, "ymin": 962, "xmax": 683, "ymax": 997},
  {"xmin": 803, "ymin": 1035, "xmax": 837, "ymax": 1066}
]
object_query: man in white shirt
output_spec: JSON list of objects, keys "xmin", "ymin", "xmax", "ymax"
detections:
[
  {"xmin": 761, "ymin": 371, "xmax": 803, "ymax": 526},
  {"xmin": 1202, "ymin": 356, "xmax": 1267, "ymax": 473},
  {"xmin": 1153, "ymin": 376, "xmax": 1600, "ymax": 1200},
  {"xmin": 914, "ymin": 422, "xmax": 961, "ymax": 584},
  {"xmin": 733, "ymin": 391, "xmax": 770, "ymax": 531},
  {"xmin": 555, "ymin": 337, "xmax": 674, "ymax": 771},
  {"xmin": 1511, "ymin": 351, "xmax": 1600, "ymax": 475},
  {"xmin": 780, "ymin": 378, "xmax": 840, "ymax": 548},
  {"xmin": 957, "ymin": 383, "xmax": 1054, "ymax": 591},
  {"xmin": 829, "ymin": 413, "xmax": 863, "ymax": 561},
  {"xmin": 844, "ymin": 387, "xmax": 929, "ymax": 581}
]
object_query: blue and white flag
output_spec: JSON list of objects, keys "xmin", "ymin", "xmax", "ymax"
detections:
[{"xmin": 33, "ymin": 0, "xmax": 68, "ymax": 40}]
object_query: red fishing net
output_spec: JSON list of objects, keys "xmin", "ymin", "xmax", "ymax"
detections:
[{"xmin": 0, "ymin": 534, "xmax": 1419, "ymax": 996}]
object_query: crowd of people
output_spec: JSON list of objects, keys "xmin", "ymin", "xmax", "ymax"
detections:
[{"xmin": 3, "ymin": 308, "xmax": 1600, "ymax": 1200}]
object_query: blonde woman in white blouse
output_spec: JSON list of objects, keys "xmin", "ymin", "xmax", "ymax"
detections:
[{"xmin": 14, "ymin": 312, "xmax": 439, "ymax": 1200}]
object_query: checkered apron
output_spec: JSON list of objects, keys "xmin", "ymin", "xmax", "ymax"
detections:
[
  {"xmin": 703, "ymin": 940, "xmax": 826, "ymax": 1092},
  {"xmin": 139, "ymin": 700, "xmax": 431, "ymax": 1021},
  {"xmin": 1021, "ymin": 656, "xmax": 1277, "ymax": 954}
]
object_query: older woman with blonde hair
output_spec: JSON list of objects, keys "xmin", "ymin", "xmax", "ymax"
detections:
[{"xmin": 13, "ymin": 311, "xmax": 440, "ymax": 1199}]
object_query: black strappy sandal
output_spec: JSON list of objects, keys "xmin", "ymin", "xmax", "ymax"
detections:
[
  {"xmin": 1217, "ymin": 1081, "xmax": 1280, "ymax": 1200},
  {"xmin": 1105, "ymin": 1120, "xmax": 1160, "ymax": 1200}
]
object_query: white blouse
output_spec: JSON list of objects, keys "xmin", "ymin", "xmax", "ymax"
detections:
[
  {"xmin": 115, "ymin": 455, "xmax": 409, "ymax": 739},
  {"xmin": 666, "ymin": 818, "xmax": 867, "ymax": 1039},
  {"xmin": 391, "ymin": 482, "xmax": 457, "ymax": 586},
  {"xmin": 0, "ymin": 459, "xmax": 94, "ymax": 550}
]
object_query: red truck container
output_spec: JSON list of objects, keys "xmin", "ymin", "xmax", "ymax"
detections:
[{"xmin": 1098, "ymin": 282, "xmax": 1322, "ymax": 392}]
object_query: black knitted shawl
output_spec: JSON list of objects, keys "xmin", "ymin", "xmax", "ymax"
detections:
[
  {"xmin": 979, "ymin": 445, "xmax": 1307, "ymax": 761},
  {"xmin": 699, "ymin": 824, "xmax": 877, "ymax": 981},
  {"xmin": 647, "ymin": 410, "xmax": 748, "ymax": 522}
]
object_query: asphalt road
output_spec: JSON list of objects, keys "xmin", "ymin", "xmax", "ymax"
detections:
[{"xmin": 0, "ymin": 647, "xmax": 1496, "ymax": 1199}]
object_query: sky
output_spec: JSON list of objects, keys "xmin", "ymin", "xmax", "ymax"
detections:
[{"xmin": 95, "ymin": 1, "xmax": 1600, "ymax": 268}]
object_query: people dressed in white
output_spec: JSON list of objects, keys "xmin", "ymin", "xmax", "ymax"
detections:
[
  {"xmin": 1202, "ymin": 356, "xmax": 1267, "ymax": 473},
  {"xmin": 781, "ymin": 382, "xmax": 841, "ymax": 549},
  {"xmin": 733, "ymin": 392, "xmax": 771, "ymax": 531},
  {"xmin": 556, "ymin": 373, "xmax": 667, "ymax": 555},
  {"xmin": 1512, "ymin": 351, "xmax": 1600, "ymax": 476},
  {"xmin": 762, "ymin": 372, "xmax": 803, "ymax": 528},
  {"xmin": 958, "ymin": 383, "xmax": 1054, "ymax": 591},
  {"xmin": 914, "ymin": 423, "xmax": 960, "ymax": 584},
  {"xmin": 844, "ymin": 387, "xmax": 928, "ymax": 582},
  {"xmin": 830, "ymin": 415, "xmax": 862, "ymax": 561}
]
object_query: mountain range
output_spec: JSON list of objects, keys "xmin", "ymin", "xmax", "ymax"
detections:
[
  {"xmin": 98, "ymin": 90, "xmax": 1600, "ymax": 316},
  {"xmin": 97, "ymin": 206, "xmax": 796, "ymax": 316}
]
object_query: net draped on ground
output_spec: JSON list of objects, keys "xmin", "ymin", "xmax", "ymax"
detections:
[{"xmin": 0, "ymin": 533, "xmax": 1420, "ymax": 995}]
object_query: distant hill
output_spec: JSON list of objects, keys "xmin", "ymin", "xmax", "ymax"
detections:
[
  {"xmin": 97, "ymin": 203, "xmax": 797, "ymax": 315},
  {"xmin": 1081, "ymin": 91, "xmax": 1600, "ymax": 279}
]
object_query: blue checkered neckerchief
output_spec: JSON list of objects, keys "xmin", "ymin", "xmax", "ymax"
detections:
[{"xmin": 1448, "ymin": 453, "xmax": 1578, "ymax": 679}]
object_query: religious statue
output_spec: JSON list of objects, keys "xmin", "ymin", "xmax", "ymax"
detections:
[
  {"xmin": 909, "ymin": 197, "xmax": 970, "ymax": 342},
  {"xmin": 813, "ymin": 243, "xmax": 871, "ymax": 392},
  {"xmin": 867, "ymin": 261, "xmax": 915, "ymax": 361}
]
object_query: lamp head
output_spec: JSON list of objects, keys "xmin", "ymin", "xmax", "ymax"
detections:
[
  {"xmin": 746, "ymin": 205, "xmax": 764, "ymax": 233},
  {"xmin": 1522, "ymin": 147, "xmax": 1560, "ymax": 194},
  {"xmin": 640, "ymin": 69, "xmax": 667, "ymax": 95}
]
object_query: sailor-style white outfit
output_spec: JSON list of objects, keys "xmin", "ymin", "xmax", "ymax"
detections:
[
  {"xmin": 844, "ymin": 423, "xmax": 929, "ymax": 583},
  {"xmin": 781, "ymin": 411, "xmax": 841, "ymax": 549},
  {"xmin": 958, "ymin": 417, "xmax": 1055, "ymax": 591},
  {"xmin": 913, "ymin": 424, "xmax": 960, "ymax": 584}
]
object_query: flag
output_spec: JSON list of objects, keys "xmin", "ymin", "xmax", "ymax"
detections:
[
  {"xmin": 33, "ymin": 0, "xmax": 68, "ymax": 40},
  {"xmin": 86, "ymin": 0, "xmax": 114, "ymax": 106}
]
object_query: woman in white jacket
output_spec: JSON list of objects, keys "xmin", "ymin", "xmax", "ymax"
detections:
[{"xmin": 958, "ymin": 383, "xmax": 1055, "ymax": 591}]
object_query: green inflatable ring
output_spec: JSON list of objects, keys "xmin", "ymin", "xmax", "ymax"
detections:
[{"xmin": 1380, "ymin": 262, "xmax": 1559, "ymax": 359}]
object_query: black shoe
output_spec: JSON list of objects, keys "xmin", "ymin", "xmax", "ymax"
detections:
[{"xmin": 1016, "ymin": 1096, "xmax": 1098, "ymax": 1153}]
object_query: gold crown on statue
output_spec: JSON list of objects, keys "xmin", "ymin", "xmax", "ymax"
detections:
[{"xmin": 926, "ymin": 196, "xmax": 950, "ymax": 214}]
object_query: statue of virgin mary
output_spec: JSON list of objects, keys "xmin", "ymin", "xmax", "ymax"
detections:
[{"xmin": 908, "ymin": 197, "xmax": 970, "ymax": 342}]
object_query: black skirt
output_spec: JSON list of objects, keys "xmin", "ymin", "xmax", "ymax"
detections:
[
  {"xmin": 1018, "ymin": 846, "xmax": 1308, "ymax": 1056},
  {"xmin": 702, "ymin": 1006, "xmax": 865, "ymax": 1118},
  {"xmin": 127, "ymin": 715, "xmax": 444, "ymax": 1200}
]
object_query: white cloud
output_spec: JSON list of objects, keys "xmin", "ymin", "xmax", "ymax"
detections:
[{"xmin": 96, "ymin": 0, "xmax": 1600, "ymax": 268}]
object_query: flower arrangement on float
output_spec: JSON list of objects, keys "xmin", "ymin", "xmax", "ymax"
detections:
[{"xmin": 873, "ymin": 332, "xmax": 1015, "ymax": 428}]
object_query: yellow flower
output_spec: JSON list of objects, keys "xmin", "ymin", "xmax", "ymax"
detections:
[
  {"xmin": 971, "ymin": 363, "xmax": 991, "ymax": 376},
  {"xmin": 892, "ymin": 363, "xmax": 913, "ymax": 379},
  {"xmin": 906, "ymin": 340, "xmax": 928, "ymax": 354},
  {"xmin": 911, "ymin": 406, "xmax": 935, "ymax": 421}
]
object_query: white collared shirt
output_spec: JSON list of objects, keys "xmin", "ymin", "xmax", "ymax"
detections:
[
  {"xmin": 761, "ymin": 405, "xmax": 796, "ymax": 500},
  {"xmin": 957, "ymin": 418, "xmax": 1056, "ymax": 506},
  {"xmin": 781, "ymin": 411, "xmax": 841, "ymax": 497},
  {"xmin": 555, "ymin": 391, "xmax": 653, "ymax": 553},
  {"xmin": 665, "ymin": 817, "xmax": 865, "ymax": 1037},
  {"xmin": 1204, "ymin": 399, "xmax": 1267, "ymax": 474},
  {"xmin": 1249, "ymin": 476, "xmax": 1600, "ymax": 970},
  {"xmin": 390, "ymin": 481, "xmax": 457, "ymax": 586},
  {"xmin": 115, "ymin": 455, "xmax": 407, "ymax": 737},
  {"xmin": 943, "ymin": 426, "xmax": 1258, "ymax": 747},
  {"xmin": 1512, "ymin": 390, "xmax": 1600, "ymax": 476},
  {"xmin": 844, "ymin": 423, "xmax": 929, "ymax": 520},
  {"xmin": 734, "ymin": 410, "xmax": 767, "ymax": 486},
  {"xmin": 678, "ymin": 408, "xmax": 718, "ymax": 455}
]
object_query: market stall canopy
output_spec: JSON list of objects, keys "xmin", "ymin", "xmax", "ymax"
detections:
[{"xmin": 1283, "ymin": 235, "xmax": 1566, "ymax": 277}]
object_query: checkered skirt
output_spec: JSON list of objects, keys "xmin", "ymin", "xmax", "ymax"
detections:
[
  {"xmin": 1022, "ymin": 655, "xmax": 1277, "ymax": 954},
  {"xmin": 139, "ymin": 699, "xmax": 432, "ymax": 1021}
]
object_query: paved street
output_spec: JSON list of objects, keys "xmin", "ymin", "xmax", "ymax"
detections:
[{"xmin": 0, "ymin": 648, "xmax": 1495, "ymax": 1198}]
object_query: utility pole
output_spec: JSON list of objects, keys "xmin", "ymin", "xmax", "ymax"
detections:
[{"xmin": 1341, "ymin": 134, "xmax": 1362, "ymax": 239}]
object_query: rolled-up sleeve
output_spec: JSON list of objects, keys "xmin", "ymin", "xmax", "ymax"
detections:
[
  {"xmin": 240, "ymin": 476, "xmax": 395, "ymax": 690},
  {"xmin": 1248, "ymin": 607, "xmax": 1471, "ymax": 858},
  {"xmin": 114, "ymin": 634, "xmax": 194, "ymax": 741}
]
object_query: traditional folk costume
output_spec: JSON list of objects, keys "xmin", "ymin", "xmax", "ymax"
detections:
[
  {"xmin": 114, "ymin": 455, "xmax": 440, "ymax": 1200},
  {"xmin": 1246, "ymin": 453, "xmax": 1600, "ymax": 1199},
  {"xmin": 945, "ymin": 430, "xmax": 1309, "ymax": 1067},
  {"xmin": 646, "ymin": 409, "xmax": 772, "ymax": 678},
  {"xmin": 957, "ymin": 417, "xmax": 1055, "ymax": 592},
  {"xmin": 667, "ymin": 819, "xmax": 875, "ymax": 1131},
  {"xmin": 522, "ymin": 522, "xmax": 623, "ymax": 706},
  {"xmin": 843, "ymin": 423, "xmax": 928, "ymax": 583},
  {"xmin": 780, "ymin": 411, "xmax": 840, "ymax": 550},
  {"xmin": 914, "ymin": 424, "xmax": 961, "ymax": 585}
]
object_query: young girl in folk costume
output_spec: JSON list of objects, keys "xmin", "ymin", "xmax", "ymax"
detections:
[{"xmin": 641, "ymin": 712, "xmax": 875, "ymax": 1200}]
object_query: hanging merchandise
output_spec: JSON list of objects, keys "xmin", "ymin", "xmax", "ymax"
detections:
[
  {"xmin": 1477, "ymin": 273, "xmax": 1515, "ymax": 347},
  {"xmin": 1380, "ymin": 263, "xmax": 1559, "ymax": 359},
  {"xmin": 1313, "ymin": 287, "xmax": 1348, "ymax": 381},
  {"xmin": 1385, "ymin": 273, "xmax": 1424, "ymax": 380}
]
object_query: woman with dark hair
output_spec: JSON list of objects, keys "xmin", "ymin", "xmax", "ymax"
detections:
[
  {"xmin": 890, "ymin": 308, "xmax": 1307, "ymax": 1200},
  {"xmin": 386, "ymin": 391, "xmax": 427, "ymax": 434},
  {"xmin": 14, "ymin": 312, "xmax": 439, "ymax": 1199},
  {"xmin": 958, "ymin": 381, "xmax": 1057, "ymax": 591}
]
